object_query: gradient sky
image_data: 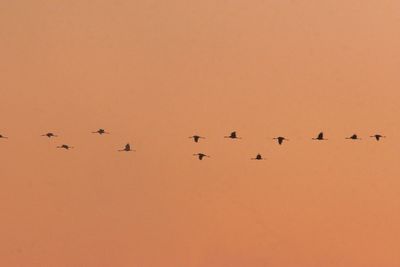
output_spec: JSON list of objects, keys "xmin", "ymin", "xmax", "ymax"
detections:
[{"xmin": 1, "ymin": 0, "xmax": 400, "ymax": 266}]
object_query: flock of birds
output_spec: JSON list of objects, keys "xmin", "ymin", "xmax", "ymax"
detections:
[
  {"xmin": 191, "ymin": 131, "xmax": 386, "ymax": 160},
  {"xmin": 0, "ymin": 129, "xmax": 134, "ymax": 152},
  {"xmin": 0, "ymin": 130, "xmax": 386, "ymax": 160}
]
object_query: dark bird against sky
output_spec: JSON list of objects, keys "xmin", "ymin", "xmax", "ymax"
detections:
[
  {"xmin": 189, "ymin": 135, "xmax": 205, "ymax": 143},
  {"xmin": 224, "ymin": 131, "xmax": 241, "ymax": 139},
  {"xmin": 273, "ymin": 136, "xmax": 289, "ymax": 145},
  {"xmin": 193, "ymin": 153, "xmax": 210, "ymax": 160},
  {"xmin": 42, "ymin": 132, "xmax": 58, "ymax": 138},
  {"xmin": 251, "ymin": 154, "xmax": 265, "ymax": 160},
  {"xmin": 370, "ymin": 134, "xmax": 385, "ymax": 141},
  {"xmin": 92, "ymin": 129, "xmax": 110, "ymax": 135},
  {"xmin": 118, "ymin": 143, "xmax": 134, "ymax": 152},
  {"xmin": 346, "ymin": 134, "xmax": 361, "ymax": 140},
  {"xmin": 57, "ymin": 144, "xmax": 73, "ymax": 150},
  {"xmin": 312, "ymin": 132, "xmax": 327, "ymax": 141}
]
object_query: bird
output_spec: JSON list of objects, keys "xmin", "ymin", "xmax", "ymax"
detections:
[
  {"xmin": 57, "ymin": 144, "xmax": 73, "ymax": 150},
  {"xmin": 42, "ymin": 132, "xmax": 58, "ymax": 138},
  {"xmin": 189, "ymin": 135, "xmax": 205, "ymax": 143},
  {"xmin": 312, "ymin": 132, "xmax": 327, "ymax": 141},
  {"xmin": 92, "ymin": 129, "xmax": 109, "ymax": 135},
  {"xmin": 224, "ymin": 131, "xmax": 241, "ymax": 139},
  {"xmin": 273, "ymin": 136, "xmax": 289, "ymax": 145},
  {"xmin": 0, "ymin": 134, "xmax": 8, "ymax": 139},
  {"xmin": 370, "ymin": 134, "xmax": 386, "ymax": 141},
  {"xmin": 346, "ymin": 134, "xmax": 361, "ymax": 140},
  {"xmin": 118, "ymin": 143, "xmax": 135, "ymax": 152},
  {"xmin": 193, "ymin": 153, "xmax": 210, "ymax": 160},
  {"xmin": 251, "ymin": 153, "xmax": 265, "ymax": 160}
]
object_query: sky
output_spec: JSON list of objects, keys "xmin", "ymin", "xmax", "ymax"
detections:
[{"xmin": 1, "ymin": 0, "xmax": 400, "ymax": 266}]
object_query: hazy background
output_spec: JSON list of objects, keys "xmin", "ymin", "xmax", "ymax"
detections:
[{"xmin": 1, "ymin": 0, "xmax": 400, "ymax": 266}]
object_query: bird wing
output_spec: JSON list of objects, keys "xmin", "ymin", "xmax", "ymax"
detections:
[{"xmin": 318, "ymin": 132, "xmax": 324, "ymax": 139}]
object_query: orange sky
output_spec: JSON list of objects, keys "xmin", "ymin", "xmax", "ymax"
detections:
[{"xmin": 1, "ymin": 0, "xmax": 400, "ymax": 266}]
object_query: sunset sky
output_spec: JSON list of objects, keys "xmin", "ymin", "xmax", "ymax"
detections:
[{"xmin": 1, "ymin": 0, "xmax": 400, "ymax": 266}]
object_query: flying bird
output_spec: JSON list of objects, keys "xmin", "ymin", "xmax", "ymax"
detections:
[
  {"xmin": 193, "ymin": 153, "xmax": 210, "ymax": 160},
  {"xmin": 251, "ymin": 154, "xmax": 265, "ymax": 160},
  {"xmin": 92, "ymin": 129, "xmax": 110, "ymax": 135},
  {"xmin": 370, "ymin": 134, "xmax": 386, "ymax": 141},
  {"xmin": 118, "ymin": 143, "xmax": 135, "ymax": 152},
  {"xmin": 224, "ymin": 131, "xmax": 241, "ymax": 139},
  {"xmin": 0, "ymin": 134, "xmax": 8, "ymax": 139},
  {"xmin": 42, "ymin": 132, "xmax": 58, "ymax": 138},
  {"xmin": 273, "ymin": 136, "xmax": 289, "ymax": 145},
  {"xmin": 346, "ymin": 134, "xmax": 361, "ymax": 140},
  {"xmin": 312, "ymin": 132, "xmax": 327, "ymax": 140},
  {"xmin": 189, "ymin": 135, "xmax": 205, "ymax": 143},
  {"xmin": 57, "ymin": 144, "xmax": 73, "ymax": 150}
]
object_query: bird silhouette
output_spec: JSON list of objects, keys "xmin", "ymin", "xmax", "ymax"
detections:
[
  {"xmin": 42, "ymin": 132, "xmax": 58, "ymax": 138},
  {"xmin": 251, "ymin": 153, "xmax": 265, "ymax": 160},
  {"xmin": 0, "ymin": 134, "xmax": 8, "ymax": 139},
  {"xmin": 57, "ymin": 144, "xmax": 73, "ymax": 150},
  {"xmin": 312, "ymin": 132, "xmax": 327, "ymax": 140},
  {"xmin": 193, "ymin": 153, "xmax": 210, "ymax": 160},
  {"xmin": 370, "ymin": 134, "xmax": 386, "ymax": 141},
  {"xmin": 273, "ymin": 136, "xmax": 289, "ymax": 145},
  {"xmin": 346, "ymin": 134, "xmax": 361, "ymax": 140},
  {"xmin": 224, "ymin": 131, "xmax": 241, "ymax": 139},
  {"xmin": 118, "ymin": 143, "xmax": 135, "ymax": 152},
  {"xmin": 189, "ymin": 135, "xmax": 205, "ymax": 143},
  {"xmin": 92, "ymin": 129, "xmax": 109, "ymax": 135}
]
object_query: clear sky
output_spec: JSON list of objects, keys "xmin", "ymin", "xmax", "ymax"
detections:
[{"xmin": 1, "ymin": 0, "xmax": 400, "ymax": 266}]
